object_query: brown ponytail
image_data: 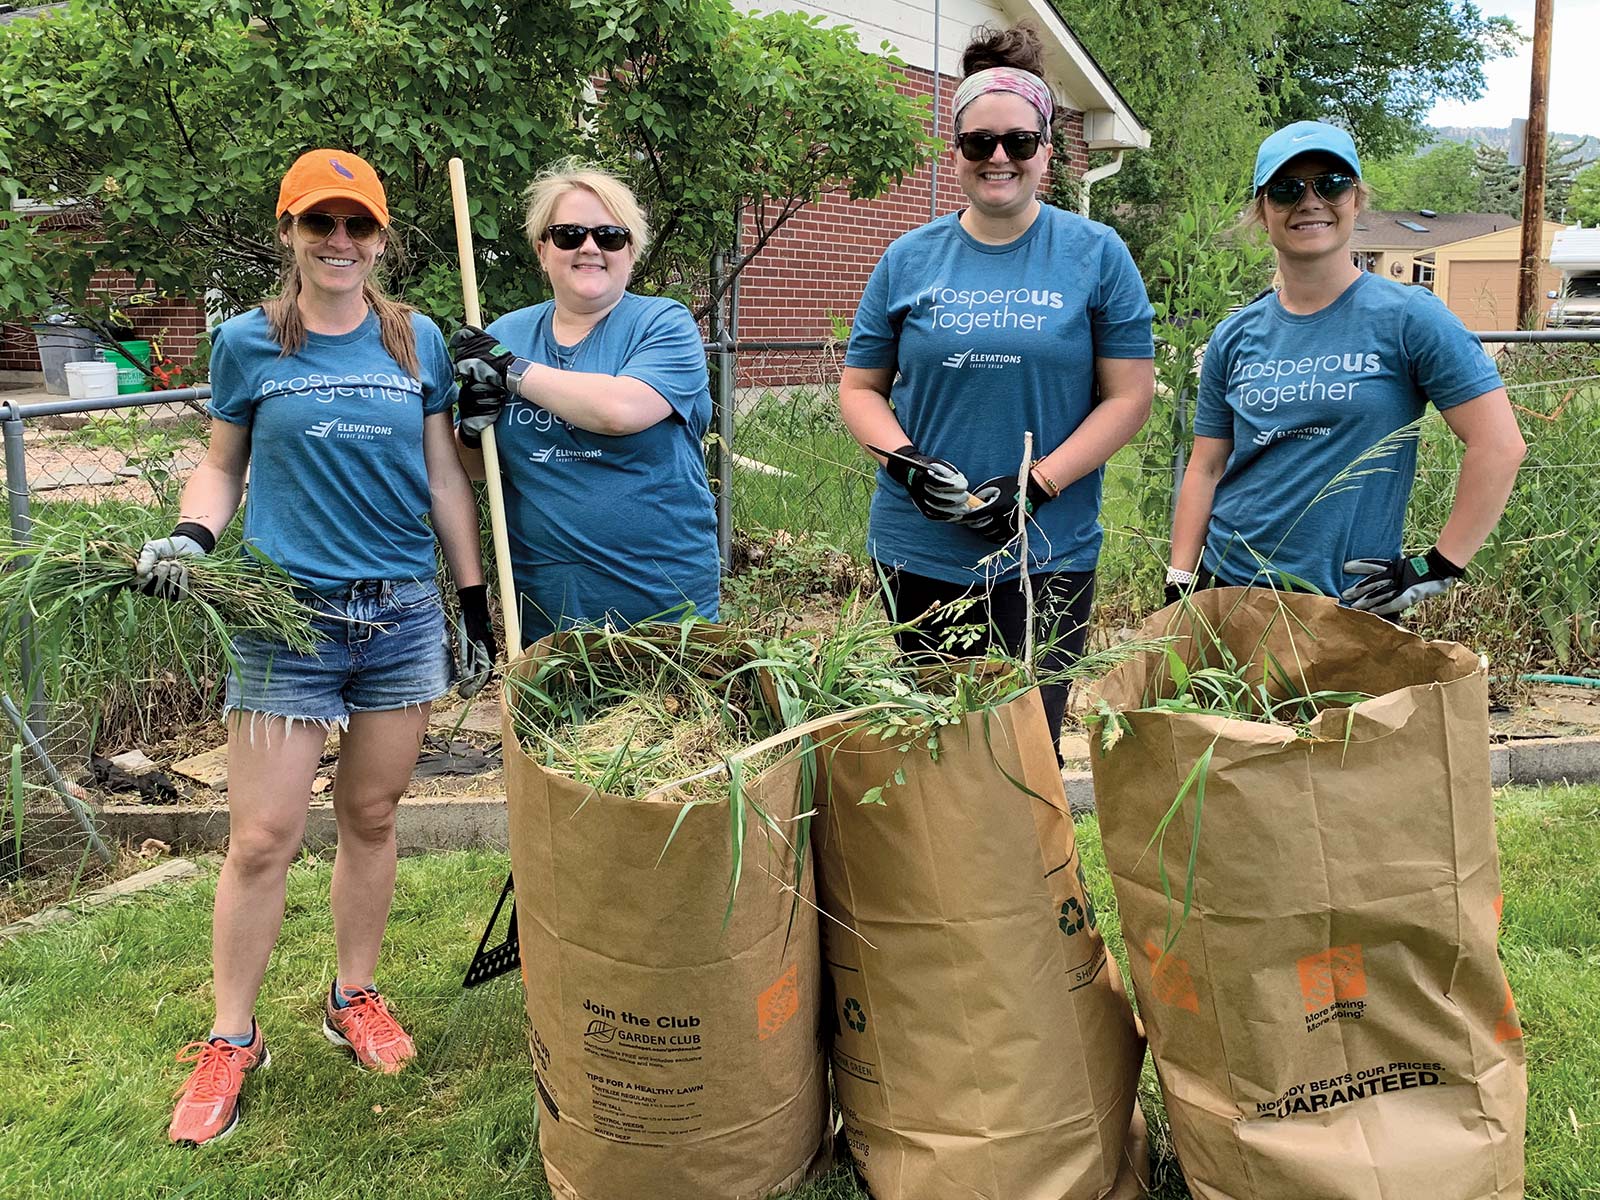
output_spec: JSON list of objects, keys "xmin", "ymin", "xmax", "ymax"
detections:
[{"xmin": 262, "ymin": 217, "xmax": 421, "ymax": 378}]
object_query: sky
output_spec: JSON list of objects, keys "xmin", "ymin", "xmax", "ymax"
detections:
[{"xmin": 1426, "ymin": 0, "xmax": 1599, "ymax": 138}]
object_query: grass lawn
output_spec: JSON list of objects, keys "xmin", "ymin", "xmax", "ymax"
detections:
[{"xmin": 2, "ymin": 785, "xmax": 1596, "ymax": 1198}]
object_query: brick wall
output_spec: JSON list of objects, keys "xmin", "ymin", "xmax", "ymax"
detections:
[
  {"xmin": 1, "ymin": 265, "xmax": 208, "ymax": 378},
  {"xmin": 732, "ymin": 63, "xmax": 1088, "ymax": 389}
]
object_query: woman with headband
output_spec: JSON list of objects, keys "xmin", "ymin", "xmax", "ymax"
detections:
[{"xmin": 839, "ymin": 23, "xmax": 1155, "ymax": 750}]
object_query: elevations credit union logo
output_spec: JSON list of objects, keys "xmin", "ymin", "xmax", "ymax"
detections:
[
  {"xmin": 941, "ymin": 347, "xmax": 1023, "ymax": 370},
  {"xmin": 304, "ymin": 417, "xmax": 393, "ymax": 441}
]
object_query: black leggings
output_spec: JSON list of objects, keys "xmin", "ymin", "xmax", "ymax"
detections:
[{"xmin": 876, "ymin": 563, "xmax": 1096, "ymax": 754}]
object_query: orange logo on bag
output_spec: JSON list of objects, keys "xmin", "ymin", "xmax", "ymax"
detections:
[
  {"xmin": 1494, "ymin": 980, "xmax": 1523, "ymax": 1043},
  {"xmin": 1297, "ymin": 944, "xmax": 1367, "ymax": 1013},
  {"xmin": 1144, "ymin": 941, "xmax": 1200, "ymax": 1013},
  {"xmin": 1494, "ymin": 894, "xmax": 1504, "ymax": 924},
  {"xmin": 757, "ymin": 964, "xmax": 800, "ymax": 1041}
]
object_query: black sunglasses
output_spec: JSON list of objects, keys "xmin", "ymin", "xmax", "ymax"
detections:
[
  {"xmin": 1262, "ymin": 172, "xmax": 1357, "ymax": 209},
  {"xmin": 955, "ymin": 130, "xmax": 1044, "ymax": 163},
  {"xmin": 294, "ymin": 212, "xmax": 385, "ymax": 244},
  {"xmin": 542, "ymin": 223, "xmax": 632, "ymax": 252}
]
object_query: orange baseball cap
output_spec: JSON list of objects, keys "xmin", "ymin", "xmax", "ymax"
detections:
[{"xmin": 277, "ymin": 149, "xmax": 390, "ymax": 226}]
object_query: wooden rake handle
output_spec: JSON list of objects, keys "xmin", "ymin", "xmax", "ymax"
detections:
[{"xmin": 447, "ymin": 157, "xmax": 521, "ymax": 655}]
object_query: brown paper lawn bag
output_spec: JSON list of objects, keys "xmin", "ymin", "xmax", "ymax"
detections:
[
  {"xmin": 504, "ymin": 633, "xmax": 831, "ymax": 1200},
  {"xmin": 1089, "ymin": 589, "xmax": 1526, "ymax": 1200},
  {"xmin": 814, "ymin": 675, "xmax": 1147, "ymax": 1199}
]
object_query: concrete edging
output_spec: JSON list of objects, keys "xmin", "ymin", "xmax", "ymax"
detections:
[{"xmin": 94, "ymin": 735, "xmax": 1600, "ymax": 848}]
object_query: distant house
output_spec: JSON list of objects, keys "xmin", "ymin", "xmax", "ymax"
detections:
[
  {"xmin": 733, "ymin": 0, "xmax": 1149, "ymax": 373},
  {"xmin": 1349, "ymin": 210, "xmax": 1567, "ymax": 331}
]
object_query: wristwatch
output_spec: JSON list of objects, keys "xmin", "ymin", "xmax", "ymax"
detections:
[
  {"xmin": 1165, "ymin": 567, "xmax": 1196, "ymax": 587},
  {"xmin": 505, "ymin": 356, "xmax": 535, "ymax": 396}
]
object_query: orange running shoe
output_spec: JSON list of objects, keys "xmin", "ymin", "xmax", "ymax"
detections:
[
  {"xmin": 322, "ymin": 984, "xmax": 415, "ymax": 1074},
  {"xmin": 167, "ymin": 1025, "xmax": 269, "ymax": 1146}
]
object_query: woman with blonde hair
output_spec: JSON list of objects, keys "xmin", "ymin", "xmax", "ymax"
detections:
[
  {"xmin": 448, "ymin": 160, "xmax": 718, "ymax": 645},
  {"xmin": 140, "ymin": 149, "xmax": 494, "ymax": 1145},
  {"xmin": 1167, "ymin": 121, "xmax": 1525, "ymax": 613}
]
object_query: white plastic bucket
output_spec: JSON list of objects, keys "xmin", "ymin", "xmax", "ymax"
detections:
[{"xmin": 64, "ymin": 360, "xmax": 120, "ymax": 400}]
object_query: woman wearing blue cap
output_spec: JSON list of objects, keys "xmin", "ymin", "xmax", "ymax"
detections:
[
  {"xmin": 839, "ymin": 23, "xmax": 1155, "ymax": 749},
  {"xmin": 1167, "ymin": 120, "xmax": 1525, "ymax": 615}
]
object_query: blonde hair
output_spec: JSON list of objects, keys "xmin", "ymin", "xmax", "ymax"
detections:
[
  {"xmin": 263, "ymin": 216, "xmax": 420, "ymax": 377},
  {"xmin": 523, "ymin": 159, "xmax": 651, "ymax": 257}
]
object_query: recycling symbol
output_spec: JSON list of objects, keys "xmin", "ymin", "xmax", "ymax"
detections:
[
  {"xmin": 843, "ymin": 997, "xmax": 867, "ymax": 1033},
  {"xmin": 1059, "ymin": 897, "xmax": 1086, "ymax": 936}
]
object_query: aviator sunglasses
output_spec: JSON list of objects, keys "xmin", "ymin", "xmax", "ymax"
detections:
[
  {"xmin": 542, "ymin": 223, "xmax": 633, "ymax": 252},
  {"xmin": 955, "ymin": 130, "xmax": 1044, "ymax": 163},
  {"xmin": 293, "ymin": 212, "xmax": 386, "ymax": 244},
  {"xmin": 1262, "ymin": 172, "xmax": 1357, "ymax": 209}
]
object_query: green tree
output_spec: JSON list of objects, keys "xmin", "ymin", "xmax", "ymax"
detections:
[
  {"xmin": 1366, "ymin": 142, "xmax": 1480, "ymax": 212},
  {"xmin": 1571, "ymin": 162, "xmax": 1600, "ymax": 227},
  {"xmin": 1054, "ymin": 0, "xmax": 1516, "ymax": 266},
  {"xmin": 0, "ymin": 0, "xmax": 933, "ymax": 324},
  {"xmin": 1270, "ymin": 1, "xmax": 1521, "ymax": 159},
  {"xmin": 1473, "ymin": 138, "xmax": 1589, "ymax": 221}
]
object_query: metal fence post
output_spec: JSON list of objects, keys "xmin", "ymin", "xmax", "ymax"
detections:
[
  {"xmin": 710, "ymin": 253, "xmax": 734, "ymax": 569},
  {"xmin": 1170, "ymin": 380, "xmax": 1190, "ymax": 524},
  {"xmin": 1, "ymin": 406, "xmax": 44, "ymax": 740}
]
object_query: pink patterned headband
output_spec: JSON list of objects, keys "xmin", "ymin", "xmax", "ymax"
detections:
[{"xmin": 952, "ymin": 67, "xmax": 1053, "ymax": 130}]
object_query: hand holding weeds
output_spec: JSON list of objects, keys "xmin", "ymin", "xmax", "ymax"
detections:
[
  {"xmin": 1341, "ymin": 546, "xmax": 1463, "ymax": 616},
  {"xmin": 454, "ymin": 585, "xmax": 497, "ymax": 699},
  {"xmin": 133, "ymin": 523, "xmax": 215, "ymax": 601},
  {"xmin": 885, "ymin": 445, "xmax": 972, "ymax": 522},
  {"xmin": 962, "ymin": 472, "xmax": 1053, "ymax": 545}
]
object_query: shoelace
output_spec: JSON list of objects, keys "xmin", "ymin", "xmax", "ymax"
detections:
[
  {"xmin": 173, "ymin": 1039, "xmax": 253, "ymax": 1102},
  {"xmin": 338, "ymin": 990, "xmax": 409, "ymax": 1054}
]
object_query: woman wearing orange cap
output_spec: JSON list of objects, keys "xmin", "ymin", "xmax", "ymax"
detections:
[{"xmin": 138, "ymin": 150, "xmax": 493, "ymax": 1145}]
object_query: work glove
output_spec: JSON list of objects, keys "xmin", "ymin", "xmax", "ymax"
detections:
[
  {"xmin": 455, "ymin": 378, "xmax": 507, "ymax": 449},
  {"xmin": 449, "ymin": 326, "xmax": 517, "ymax": 447},
  {"xmin": 455, "ymin": 584, "xmax": 497, "ymax": 699},
  {"xmin": 133, "ymin": 523, "xmax": 215, "ymax": 601},
  {"xmin": 961, "ymin": 472, "xmax": 1054, "ymax": 545},
  {"xmin": 1340, "ymin": 546, "xmax": 1465, "ymax": 616},
  {"xmin": 884, "ymin": 445, "xmax": 972, "ymax": 522}
]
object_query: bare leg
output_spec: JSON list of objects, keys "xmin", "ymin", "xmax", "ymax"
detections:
[
  {"xmin": 328, "ymin": 705, "xmax": 431, "ymax": 989},
  {"xmin": 211, "ymin": 715, "xmax": 329, "ymax": 1036}
]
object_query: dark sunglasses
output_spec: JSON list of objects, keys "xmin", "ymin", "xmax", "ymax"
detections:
[
  {"xmin": 955, "ymin": 130, "xmax": 1044, "ymax": 163},
  {"xmin": 293, "ymin": 212, "xmax": 385, "ymax": 244},
  {"xmin": 542, "ymin": 223, "xmax": 632, "ymax": 252},
  {"xmin": 1262, "ymin": 172, "xmax": 1357, "ymax": 209}
]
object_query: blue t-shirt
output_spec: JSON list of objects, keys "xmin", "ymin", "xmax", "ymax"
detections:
[
  {"xmin": 844, "ymin": 205, "xmax": 1154, "ymax": 584},
  {"xmin": 485, "ymin": 291, "xmax": 719, "ymax": 643},
  {"xmin": 1195, "ymin": 273, "xmax": 1503, "ymax": 597},
  {"xmin": 207, "ymin": 308, "xmax": 456, "ymax": 593}
]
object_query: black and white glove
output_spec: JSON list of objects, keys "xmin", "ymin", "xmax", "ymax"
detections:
[
  {"xmin": 133, "ymin": 523, "xmax": 215, "ymax": 601},
  {"xmin": 1340, "ymin": 546, "xmax": 1464, "ymax": 616},
  {"xmin": 962, "ymin": 472, "xmax": 1054, "ymax": 545},
  {"xmin": 455, "ymin": 584, "xmax": 497, "ymax": 699},
  {"xmin": 884, "ymin": 445, "xmax": 972, "ymax": 522},
  {"xmin": 449, "ymin": 325, "xmax": 517, "ymax": 448}
]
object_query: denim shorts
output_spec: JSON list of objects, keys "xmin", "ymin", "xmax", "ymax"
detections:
[{"xmin": 223, "ymin": 579, "xmax": 453, "ymax": 728}]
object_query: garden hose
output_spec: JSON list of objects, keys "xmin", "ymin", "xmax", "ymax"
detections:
[{"xmin": 1518, "ymin": 674, "xmax": 1600, "ymax": 689}]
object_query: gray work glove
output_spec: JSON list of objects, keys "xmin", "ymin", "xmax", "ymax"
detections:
[
  {"xmin": 1340, "ymin": 546, "xmax": 1464, "ymax": 616},
  {"xmin": 454, "ymin": 585, "xmax": 497, "ymax": 699},
  {"xmin": 133, "ymin": 523, "xmax": 216, "ymax": 600}
]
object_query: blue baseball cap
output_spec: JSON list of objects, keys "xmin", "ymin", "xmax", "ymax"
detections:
[{"xmin": 1253, "ymin": 121, "xmax": 1361, "ymax": 192}]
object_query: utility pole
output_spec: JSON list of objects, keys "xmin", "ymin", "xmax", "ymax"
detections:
[{"xmin": 1517, "ymin": 0, "xmax": 1554, "ymax": 328}]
